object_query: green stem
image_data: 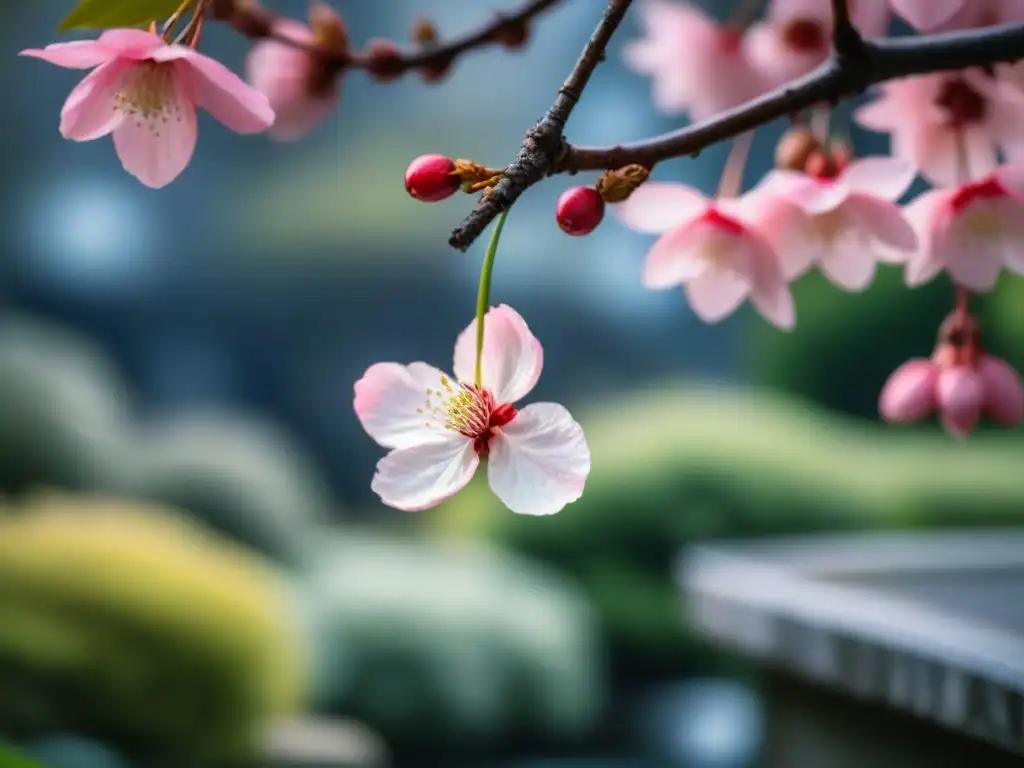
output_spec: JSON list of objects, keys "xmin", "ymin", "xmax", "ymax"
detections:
[{"xmin": 474, "ymin": 207, "xmax": 510, "ymax": 388}]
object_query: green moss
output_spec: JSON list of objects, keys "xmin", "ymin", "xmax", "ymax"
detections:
[{"xmin": 0, "ymin": 494, "xmax": 308, "ymax": 766}]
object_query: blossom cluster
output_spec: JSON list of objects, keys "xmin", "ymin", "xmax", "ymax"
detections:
[{"xmin": 21, "ymin": 0, "xmax": 1024, "ymax": 518}]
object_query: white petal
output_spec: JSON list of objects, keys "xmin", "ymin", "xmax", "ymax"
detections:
[
  {"xmin": 371, "ymin": 437, "xmax": 479, "ymax": 512},
  {"xmin": 487, "ymin": 403, "xmax": 590, "ymax": 516},
  {"xmin": 612, "ymin": 183, "xmax": 708, "ymax": 234},
  {"xmin": 452, "ymin": 305, "xmax": 543, "ymax": 403},
  {"xmin": 641, "ymin": 217, "xmax": 716, "ymax": 289},
  {"xmin": 354, "ymin": 361, "xmax": 455, "ymax": 449},
  {"xmin": 840, "ymin": 157, "xmax": 917, "ymax": 201},
  {"xmin": 684, "ymin": 268, "xmax": 750, "ymax": 322},
  {"xmin": 819, "ymin": 229, "xmax": 878, "ymax": 291}
]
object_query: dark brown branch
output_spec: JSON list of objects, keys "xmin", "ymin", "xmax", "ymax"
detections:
[
  {"xmin": 448, "ymin": 0, "xmax": 633, "ymax": 250},
  {"xmin": 207, "ymin": 0, "xmax": 563, "ymax": 75},
  {"xmin": 448, "ymin": 18, "xmax": 1024, "ymax": 250}
]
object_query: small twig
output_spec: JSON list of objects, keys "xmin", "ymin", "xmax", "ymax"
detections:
[
  {"xmin": 208, "ymin": 0, "xmax": 563, "ymax": 74},
  {"xmin": 448, "ymin": 0, "xmax": 633, "ymax": 250},
  {"xmin": 448, "ymin": 19, "xmax": 1024, "ymax": 250}
]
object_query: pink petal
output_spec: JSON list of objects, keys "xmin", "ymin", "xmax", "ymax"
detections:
[
  {"xmin": 748, "ymin": 277, "xmax": 796, "ymax": 330},
  {"xmin": 612, "ymin": 183, "xmax": 708, "ymax": 234},
  {"xmin": 19, "ymin": 40, "xmax": 114, "ymax": 69},
  {"xmin": 59, "ymin": 58, "xmax": 130, "ymax": 141},
  {"xmin": 840, "ymin": 157, "xmax": 917, "ymax": 201},
  {"xmin": 979, "ymin": 356, "xmax": 1024, "ymax": 425},
  {"xmin": 155, "ymin": 45, "xmax": 274, "ymax": 133},
  {"xmin": 97, "ymin": 29, "xmax": 165, "ymax": 58},
  {"xmin": 818, "ymin": 229, "xmax": 878, "ymax": 291},
  {"xmin": 487, "ymin": 402, "xmax": 590, "ymax": 516},
  {"xmin": 371, "ymin": 437, "xmax": 479, "ymax": 512},
  {"xmin": 879, "ymin": 359, "xmax": 939, "ymax": 423},
  {"xmin": 452, "ymin": 305, "xmax": 543, "ymax": 404},
  {"xmin": 641, "ymin": 215, "xmax": 719, "ymax": 289},
  {"xmin": 844, "ymin": 195, "xmax": 919, "ymax": 253},
  {"xmin": 901, "ymin": 189, "xmax": 950, "ymax": 286},
  {"xmin": 937, "ymin": 365, "xmax": 984, "ymax": 438},
  {"xmin": 889, "ymin": 0, "xmax": 964, "ymax": 29},
  {"xmin": 748, "ymin": 194, "xmax": 817, "ymax": 280},
  {"xmin": 684, "ymin": 268, "xmax": 750, "ymax": 323},
  {"xmin": 942, "ymin": 228, "xmax": 1003, "ymax": 292},
  {"xmin": 354, "ymin": 361, "xmax": 455, "ymax": 450},
  {"xmin": 111, "ymin": 64, "xmax": 197, "ymax": 188}
]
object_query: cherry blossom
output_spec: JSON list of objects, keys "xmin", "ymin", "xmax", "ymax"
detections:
[
  {"xmin": 752, "ymin": 157, "xmax": 918, "ymax": 290},
  {"xmin": 881, "ymin": 351, "xmax": 1024, "ymax": 437},
  {"xmin": 245, "ymin": 16, "xmax": 341, "ymax": 141},
  {"xmin": 745, "ymin": 0, "xmax": 890, "ymax": 89},
  {"xmin": 613, "ymin": 183, "xmax": 796, "ymax": 329},
  {"xmin": 854, "ymin": 69, "xmax": 1024, "ymax": 186},
  {"xmin": 353, "ymin": 305, "xmax": 590, "ymax": 516},
  {"xmin": 622, "ymin": 0, "xmax": 765, "ymax": 119},
  {"xmin": 21, "ymin": 28, "xmax": 274, "ymax": 188},
  {"xmin": 892, "ymin": 166, "xmax": 1024, "ymax": 291}
]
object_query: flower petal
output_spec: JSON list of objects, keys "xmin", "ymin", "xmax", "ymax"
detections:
[
  {"xmin": 612, "ymin": 182, "xmax": 708, "ymax": 234},
  {"xmin": 641, "ymin": 215, "xmax": 719, "ymax": 289},
  {"xmin": 684, "ymin": 268, "xmax": 750, "ymax": 323},
  {"xmin": 371, "ymin": 437, "xmax": 479, "ymax": 512},
  {"xmin": 487, "ymin": 402, "xmax": 590, "ymax": 516},
  {"xmin": 879, "ymin": 359, "xmax": 938, "ymax": 423},
  {"xmin": 889, "ymin": 0, "xmax": 963, "ymax": 29},
  {"xmin": 979, "ymin": 356, "xmax": 1024, "ymax": 426},
  {"xmin": 819, "ymin": 229, "xmax": 878, "ymax": 291},
  {"xmin": 155, "ymin": 45, "xmax": 274, "ymax": 133},
  {"xmin": 111, "ymin": 66, "xmax": 197, "ymax": 188},
  {"xmin": 840, "ymin": 157, "xmax": 917, "ymax": 201},
  {"xmin": 844, "ymin": 195, "xmax": 919, "ymax": 253},
  {"xmin": 59, "ymin": 58, "xmax": 129, "ymax": 141},
  {"xmin": 354, "ymin": 361, "xmax": 455, "ymax": 449},
  {"xmin": 452, "ymin": 305, "xmax": 543, "ymax": 403},
  {"xmin": 19, "ymin": 40, "xmax": 114, "ymax": 69},
  {"xmin": 97, "ymin": 29, "xmax": 165, "ymax": 58},
  {"xmin": 901, "ymin": 189, "xmax": 950, "ymax": 286},
  {"xmin": 937, "ymin": 365, "xmax": 983, "ymax": 438}
]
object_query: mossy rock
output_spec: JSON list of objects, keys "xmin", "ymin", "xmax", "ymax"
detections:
[
  {"xmin": 0, "ymin": 493, "xmax": 308, "ymax": 766},
  {"xmin": 300, "ymin": 530, "xmax": 604, "ymax": 757},
  {"xmin": 115, "ymin": 413, "xmax": 335, "ymax": 567},
  {"xmin": 0, "ymin": 315, "xmax": 130, "ymax": 493},
  {"xmin": 431, "ymin": 384, "xmax": 1024, "ymax": 682}
]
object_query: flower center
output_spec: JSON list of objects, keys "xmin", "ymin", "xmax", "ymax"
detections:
[
  {"xmin": 782, "ymin": 19, "xmax": 826, "ymax": 53},
  {"xmin": 951, "ymin": 177, "xmax": 1007, "ymax": 212},
  {"xmin": 934, "ymin": 76, "xmax": 986, "ymax": 127},
  {"xmin": 420, "ymin": 375, "xmax": 517, "ymax": 455},
  {"xmin": 115, "ymin": 62, "xmax": 182, "ymax": 129},
  {"xmin": 811, "ymin": 208, "xmax": 848, "ymax": 242}
]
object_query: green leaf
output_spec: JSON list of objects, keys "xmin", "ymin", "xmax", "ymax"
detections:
[
  {"xmin": 59, "ymin": 0, "xmax": 190, "ymax": 32},
  {"xmin": 0, "ymin": 744, "xmax": 46, "ymax": 768}
]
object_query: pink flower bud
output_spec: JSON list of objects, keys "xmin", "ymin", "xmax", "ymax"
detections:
[
  {"xmin": 979, "ymin": 355, "xmax": 1024, "ymax": 426},
  {"xmin": 936, "ymin": 365, "xmax": 984, "ymax": 438},
  {"xmin": 879, "ymin": 359, "xmax": 938, "ymax": 423}
]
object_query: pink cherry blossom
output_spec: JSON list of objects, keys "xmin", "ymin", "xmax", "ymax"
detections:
[
  {"xmin": 353, "ymin": 305, "xmax": 590, "ymax": 516},
  {"xmin": 21, "ymin": 28, "xmax": 274, "ymax": 188},
  {"xmin": 246, "ymin": 19, "xmax": 340, "ymax": 141},
  {"xmin": 855, "ymin": 68, "xmax": 1024, "ymax": 187},
  {"xmin": 892, "ymin": 166, "xmax": 1024, "ymax": 291},
  {"xmin": 744, "ymin": 0, "xmax": 890, "ymax": 89},
  {"xmin": 613, "ymin": 183, "xmax": 796, "ymax": 329},
  {"xmin": 622, "ymin": 0, "xmax": 765, "ymax": 120},
  {"xmin": 752, "ymin": 157, "xmax": 918, "ymax": 290},
  {"xmin": 937, "ymin": 0, "xmax": 1024, "ymax": 30},
  {"xmin": 880, "ymin": 354, "xmax": 1024, "ymax": 437}
]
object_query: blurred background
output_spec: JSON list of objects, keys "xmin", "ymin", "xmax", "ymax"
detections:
[{"xmin": 2, "ymin": 0, "xmax": 1024, "ymax": 766}]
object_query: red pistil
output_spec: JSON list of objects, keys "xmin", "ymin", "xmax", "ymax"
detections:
[
  {"xmin": 702, "ymin": 206, "xmax": 746, "ymax": 236},
  {"xmin": 950, "ymin": 177, "xmax": 1006, "ymax": 213}
]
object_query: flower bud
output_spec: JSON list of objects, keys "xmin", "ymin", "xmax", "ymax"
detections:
[
  {"xmin": 774, "ymin": 126, "xmax": 821, "ymax": 172},
  {"xmin": 596, "ymin": 164, "xmax": 650, "ymax": 203}
]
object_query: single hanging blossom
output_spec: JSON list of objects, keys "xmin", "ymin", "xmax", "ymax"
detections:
[
  {"xmin": 21, "ymin": 28, "xmax": 275, "ymax": 188},
  {"xmin": 613, "ymin": 183, "xmax": 797, "ymax": 329},
  {"xmin": 892, "ymin": 165, "xmax": 1024, "ymax": 292},
  {"xmin": 622, "ymin": 0, "xmax": 765, "ymax": 120},
  {"xmin": 752, "ymin": 156, "xmax": 918, "ymax": 291},
  {"xmin": 744, "ymin": 0, "xmax": 889, "ymax": 89},
  {"xmin": 854, "ymin": 69, "xmax": 1024, "ymax": 186},
  {"xmin": 246, "ymin": 3, "xmax": 345, "ymax": 141},
  {"xmin": 354, "ymin": 305, "xmax": 590, "ymax": 516},
  {"xmin": 880, "ymin": 314, "xmax": 1024, "ymax": 437}
]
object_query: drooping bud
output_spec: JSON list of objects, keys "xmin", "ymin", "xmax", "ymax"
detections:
[
  {"xmin": 310, "ymin": 2, "xmax": 348, "ymax": 53},
  {"xmin": 774, "ymin": 126, "xmax": 821, "ymax": 172},
  {"xmin": 596, "ymin": 164, "xmax": 650, "ymax": 203},
  {"xmin": 412, "ymin": 16, "xmax": 439, "ymax": 45},
  {"xmin": 494, "ymin": 18, "xmax": 530, "ymax": 49},
  {"xmin": 364, "ymin": 39, "xmax": 404, "ymax": 82}
]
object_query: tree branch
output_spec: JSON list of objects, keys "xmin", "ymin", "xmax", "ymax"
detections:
[
  {"xmin": 448, "ymin": 0, "xmax": 633, "ymax": 251},
  {"xmin": 208, "ymin": 0, "xmax": 564, "ymax": 74},
  {"xmin": 448, "ymin": 18, "xmax": 1024, "ymax": 250}
]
